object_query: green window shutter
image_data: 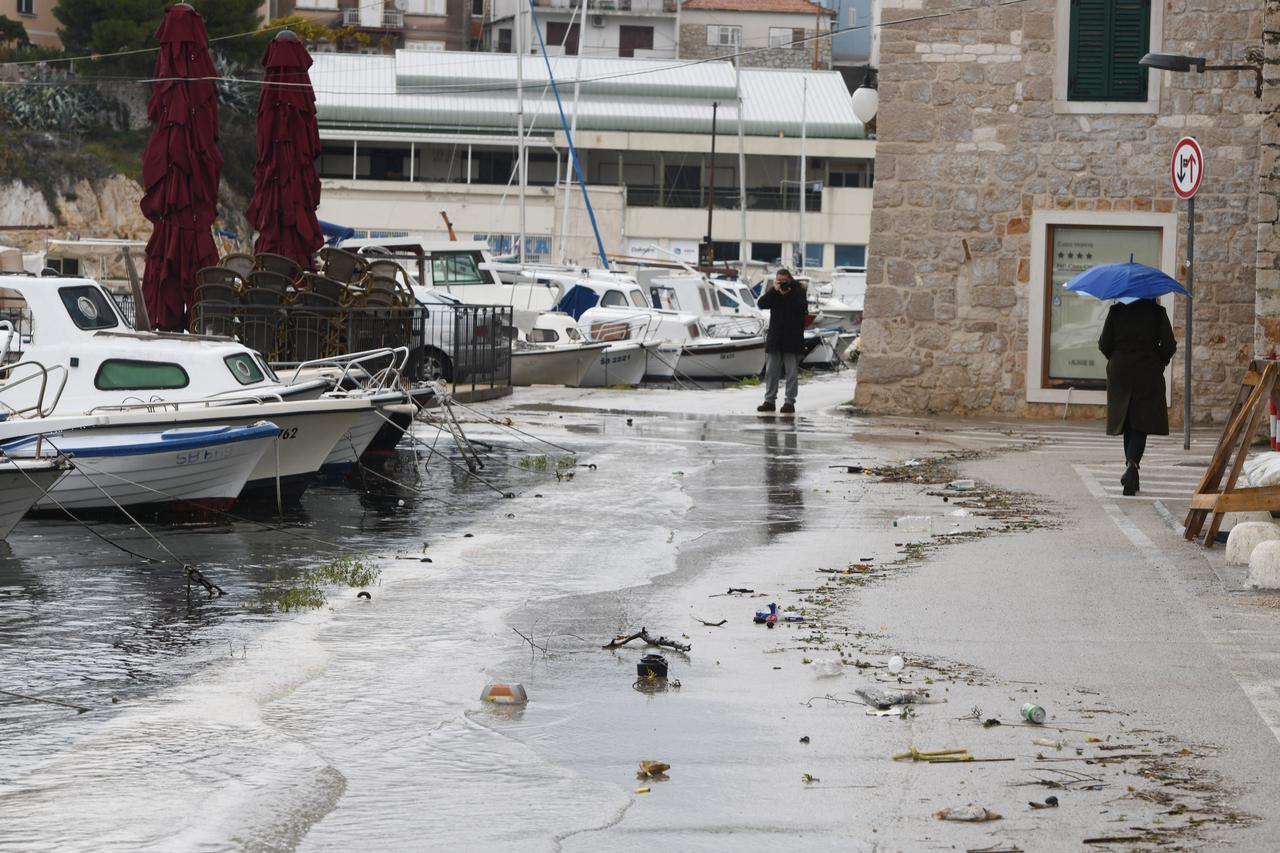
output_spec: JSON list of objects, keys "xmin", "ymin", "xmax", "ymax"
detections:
[
  {"xmin": 1068, "ymin": 0, "xmax": 1150, "ymax": 102},
  {"xmin": 1108, "ymin": 0, "xmax": 1150, "ymax": 101}
]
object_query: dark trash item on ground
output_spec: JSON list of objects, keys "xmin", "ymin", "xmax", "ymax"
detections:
[
  {"xmin": 637, "ymin": 654, "xmax": 669, "ymax": 680},
  {"xmin": 723, "ymin": 587, "xmax": 754, "ymax": 595},
  {"xmin": 982, "ymin": 718, "xmax": 1002, "ymax": 728},
  {"xmin": 464, "ymin": 533, "xmax": 474, "ymax": 537},
  {"xmin": 1021, "ymin": 703, "xmax": 1047, "ymax": 724},
  {"xmin": 1029, "ymin": 795, "xmax": 1059, "ymax": 809},
  {"xmin": 357, "ymin": 591, "xmax": 371, "ymax": 600},
  {"xmin": 693, "ymin": 616, "xmax": 727, "ymax": 627},
  {"xmin": 933, "ymin": 804, "xmax": 1003, "ymax": 822},
  {"xmin": 857, "ymin": 685, "xmax": 922, "ymax": 709},
  {"xmin": 782, "ymin": 613, "xmax": 805, "ymax": 622},
  {"xmin": 799, "ymin": 735, "xmax": 810, "ymax": 744},
  {"xmin": 604, "ymin": 628, "xmax": 691, "ymax": 653}
]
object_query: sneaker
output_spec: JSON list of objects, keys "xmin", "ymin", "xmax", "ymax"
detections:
[
  {"xmin": 757, "ymin": 402, "xmax": 775, "ymax": 413},
  {"xmin": 780, "ymin": 403, "xmax": 795, "ymax": 415}
]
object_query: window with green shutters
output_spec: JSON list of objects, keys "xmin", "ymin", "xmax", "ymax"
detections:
[{"xmin": 1067, "ymin": 0, "xmax": 1151, "ymax": 101}]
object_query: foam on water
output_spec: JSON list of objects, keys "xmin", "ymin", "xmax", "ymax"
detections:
[{"xmin": 0, "ymin": 418, "xmax": 700, "ymax": 851}]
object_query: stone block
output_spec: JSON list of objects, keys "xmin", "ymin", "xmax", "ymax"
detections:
[
  {"xmin": 1247, "ymin": 538, "xmax": 1280, "ymax": 588},
  {"xmin": 1226, "ymin": 521, "xmax": 1280, "ymax": 565}
]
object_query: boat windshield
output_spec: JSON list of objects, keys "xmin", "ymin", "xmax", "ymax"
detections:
[
  {"xmin": 430, "ymin": 252, "xmax": 488, "ymax": 286},
  {"xmin": 58, "ymin": 285, "xmax": 119, "ymax": 331},
  {"xmin": 629, "ymin": 289, "xmax": 649, "ymax": 308}
]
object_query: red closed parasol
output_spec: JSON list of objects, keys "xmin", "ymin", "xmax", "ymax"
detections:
[
  {"xmin": 140, "ymin": 2, "xmax": 222, "ymax": 332},
  {"xmin": 246, "ymin": 30, "xmax": 322, "ymax": 272}
]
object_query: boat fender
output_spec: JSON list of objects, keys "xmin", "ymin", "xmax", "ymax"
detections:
[{"xmin": 357, "ymin": 591, "xmax": 372, "ymax": 600}]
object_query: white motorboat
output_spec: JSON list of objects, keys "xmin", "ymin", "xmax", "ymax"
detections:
[
  {"xmin": 0, "ymin": 421, "xmax": 278, "ymax": 517},
  {"xmin": 85, "ymin": 397, "xmax": 370, "ymax": 502},
  {"xmin": 530, "ymin": 313, "xmax": 654, "ymax": 387},
  {"xmin": 511, "ymin": 340, "xmax": 609, "ymax": 386},
  {"xmin": 0, "ymin": 274, "xmax": 328, "ymax": 419}
]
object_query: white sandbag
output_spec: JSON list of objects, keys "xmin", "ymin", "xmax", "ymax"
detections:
[
  {"xmin": 1226, "ymin": 522, "xmax": 1280, "ymax": 565},
  {"xmin": 1243, "ymin": 452, "xmax": 1280, "ymax": 487},
  {"xmin": 1246, "ymin": 539, "xmax": 1280, "ymax": 589}
]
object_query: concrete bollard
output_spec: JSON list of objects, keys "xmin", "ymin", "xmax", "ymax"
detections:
[
  {"xmin": 1225, "ymin": 522, "xmax": 1280, "ymax": 566},
  {"xmin": 1246, "ymin": 540, "xmax": 1280, "ymax": 589}
]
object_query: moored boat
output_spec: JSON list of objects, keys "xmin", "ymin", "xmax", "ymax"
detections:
[{"xmin": 1, "ymin": 421, "xmax": 278, "ymax": 518}]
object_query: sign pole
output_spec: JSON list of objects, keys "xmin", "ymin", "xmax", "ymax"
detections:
[
  {"xmin": 1185, "ymin": 195, "xmax": 1194, "ymax": 450},
  {"xmin": 1171, "ymin": 136, "xmax": 1203, "ymax": 451}
]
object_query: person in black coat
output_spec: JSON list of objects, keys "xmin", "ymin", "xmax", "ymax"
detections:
[
  {"xmin": 1098, "ymin": 298, "xmax": 1177, "ymax": 495},
  {"xmin": 756, "ymin": 268, "xmax": 808, "ymax": 415}
]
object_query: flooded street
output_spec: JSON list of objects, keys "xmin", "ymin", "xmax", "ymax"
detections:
[
  {"xmin": 0, "ymin": 378, "xmax": 879, "ymax": 851},
  {"xmin": 4, "ymin": 377, "xmax": 1280, "ymax": 851}
]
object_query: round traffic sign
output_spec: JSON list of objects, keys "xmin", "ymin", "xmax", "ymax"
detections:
[{"xmin": 1171, "ymin": 137, "xmax": 1204, "ymax": 199}]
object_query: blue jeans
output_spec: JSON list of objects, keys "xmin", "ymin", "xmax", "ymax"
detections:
[{"xmin": 764, "ymin": 352, "xmax": 799, "ymax": 406}]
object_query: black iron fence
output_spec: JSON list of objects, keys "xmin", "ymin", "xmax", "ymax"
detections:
[{"xmin": 189, "ymin": 302, "xmax": 512, "ymax": 392}]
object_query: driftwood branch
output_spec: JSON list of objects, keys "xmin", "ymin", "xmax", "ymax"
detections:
[
  {"xmin": 603, "ymin": 627, "xmax": 691, "ymax": 653},
  {"xmin": 693, "ymin": 616, "xmax": 727, "ymax": 627},
  {"xmin": 0, "ymin": 687, "xmax": 92, "ymax": 713}
]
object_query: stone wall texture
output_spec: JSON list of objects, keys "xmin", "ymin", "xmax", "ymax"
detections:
[
  {"xmin": 855, "ymin": 0, "xmax": 1266, "ymax": 424},
  {"xmin": 1258, "ymin": 2, "xmax": 1280, "ymax": 351},
  {"xmin": 678, "ymin": 23, "xmax": 832, "ymax": 69}
]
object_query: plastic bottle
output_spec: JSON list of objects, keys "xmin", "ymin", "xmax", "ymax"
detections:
[{"xmin": 893, "ymin": 516, "xmax": 933, "ymax": 533}]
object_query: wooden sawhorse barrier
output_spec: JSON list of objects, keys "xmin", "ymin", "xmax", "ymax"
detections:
[{"xmin": 1185, "ymin": 359, "xmax": 1280, "ymax": 547}]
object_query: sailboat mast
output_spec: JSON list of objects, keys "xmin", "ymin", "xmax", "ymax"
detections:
[
  {"xmin": 798, "ymin": 76, "xmax": 807, "ymax": 272},
  {"xmin": 736, "ymin": 58, "xmax": 747, "ymax": 272},
  {"xmin": 516, "ymin": 2, "xmax": 527, "ymax": 265},
  {"xmin": 559, "ymin": 0, "xmax": 588, "ymax": 264}
]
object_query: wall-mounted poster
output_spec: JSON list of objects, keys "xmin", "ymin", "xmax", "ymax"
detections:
[{"xmin": 1045, "ymin": 225, "xmax": 1162, "ymax": 387}]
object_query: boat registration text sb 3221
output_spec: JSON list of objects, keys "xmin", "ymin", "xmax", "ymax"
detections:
[{"xmin": 175, "ymin": 447, "xmax": 234, "ymax": 466}]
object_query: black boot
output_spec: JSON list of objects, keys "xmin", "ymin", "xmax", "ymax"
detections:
[{"xmin": 1121, "ymin": 461, "xmax": 1139, "ymax": 496}]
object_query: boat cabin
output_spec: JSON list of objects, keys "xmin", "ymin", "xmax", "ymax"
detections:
[{"xmin": 0, "ymin": 275, "xmax": 322, "ymax": 416}]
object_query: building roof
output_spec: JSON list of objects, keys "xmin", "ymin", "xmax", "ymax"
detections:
[
  {"xmin": 681, "ymin": 0, "xmax": 830, "ymax": 14},
  {"xmin": 310, "ymin": 50, "xmax": 865, "ymax": 139}
]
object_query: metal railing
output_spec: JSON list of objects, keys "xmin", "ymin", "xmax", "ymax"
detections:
[
  {"xmin": 341, "ymin": 7, "xmax": 404, "ymax": 27},
  {"xmin": 533, "ymin": 0, "xmax": 676, "ymax": 11},
  {"xmin": 190, "ymin": 302, "xmax": 512, "ymax": 393},
  {"xmin": 626, "ymin": 186, "xmax": 823, "ymax": 211}
]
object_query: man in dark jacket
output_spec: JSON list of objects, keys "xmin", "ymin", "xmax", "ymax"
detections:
[{"xmin": 756, "ymin": 268, "xmax": 808, "ymax": 415}]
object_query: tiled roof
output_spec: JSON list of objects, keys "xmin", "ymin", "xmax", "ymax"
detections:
[{"xmin": 681, "ymin": 0, "xmax": 830, "ymax": 14}]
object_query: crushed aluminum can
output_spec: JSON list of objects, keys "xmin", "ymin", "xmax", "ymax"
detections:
[{"xmin": 1021, "ymin": 702, "xmax": 1046, "ymax": 724}]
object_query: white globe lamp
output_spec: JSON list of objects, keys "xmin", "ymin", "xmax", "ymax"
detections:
[{"xmin": 851, "ymin": 86, "xmax": 879, "ymax": 125}]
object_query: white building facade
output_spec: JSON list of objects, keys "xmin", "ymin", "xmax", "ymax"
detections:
[{"xmin": 310, "ymin": 50, "xmax": 874, "ymax": 271}]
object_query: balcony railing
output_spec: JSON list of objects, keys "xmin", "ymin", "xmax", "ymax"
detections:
[
  {"xmin": 626, "ymin": 186, "xmax": 823, "ymax": 212},
  {"xmin": 532, "ymin": 0, "xmax": 676, "ymax": 13},
  {"xmin": 341, "ymin": 8, "xmax": 405, "ymax": 28}
]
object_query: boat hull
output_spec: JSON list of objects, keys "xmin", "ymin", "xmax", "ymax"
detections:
[
  {"xmin": 579, "ymin": 342, "xmax": 651, "ymax": 387},
  {"xmin": 642, "ymin": 342, "xmax": 681, "ymax": 381},
  {"xmin": 511, "ymin": 344, "xmax": 608, "ymax": 387},
  {"xmin": 6, "ymin": 424, "xmax": 277, "ymax": 518},
  {"xmin": 678, "ymin": 337, "xmax": 768, "ymax": 381},
  {"xmin": 0, "ymin": 460, "xmax": 67, "ymax": 538},
  {"xmin": 319, "ymin": 407, "xmax": 387, "ymax": 476}
]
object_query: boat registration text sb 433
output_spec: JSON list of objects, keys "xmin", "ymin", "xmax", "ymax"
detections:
[{"xmin": 175, "ymin": 447, "xmax": 234, "ymax": 465}]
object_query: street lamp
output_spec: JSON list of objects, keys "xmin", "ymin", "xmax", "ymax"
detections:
[{"xmin": 1139, "ymin": 52, "xmax": 1262, "ymax": 98}]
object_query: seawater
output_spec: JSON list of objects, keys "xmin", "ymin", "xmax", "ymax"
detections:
[{"xmin": 0, "ymin": 412, "xmax": 711, "ymax": 851}]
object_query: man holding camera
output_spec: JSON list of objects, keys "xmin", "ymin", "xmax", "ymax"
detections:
[{"xmin": 756, "ymin": 268, "xmax": 808, "ymax": 415}]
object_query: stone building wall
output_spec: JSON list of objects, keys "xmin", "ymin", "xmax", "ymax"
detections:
[
  {"xmin": 1258, "ymin": 1, "xmax": 1280, "ymax": 350},
  {"xmin": 855, "ymin": 0, "xmax": 1264, "ymax": 424},
  {"xmin": 678, "ymin": 21, "xmax": 832, "ymax": 69}
]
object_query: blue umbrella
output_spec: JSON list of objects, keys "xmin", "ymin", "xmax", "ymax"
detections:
[{"xmin": 1063, "ymin": 258, "xmax": 1189, "ymax": 303}]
